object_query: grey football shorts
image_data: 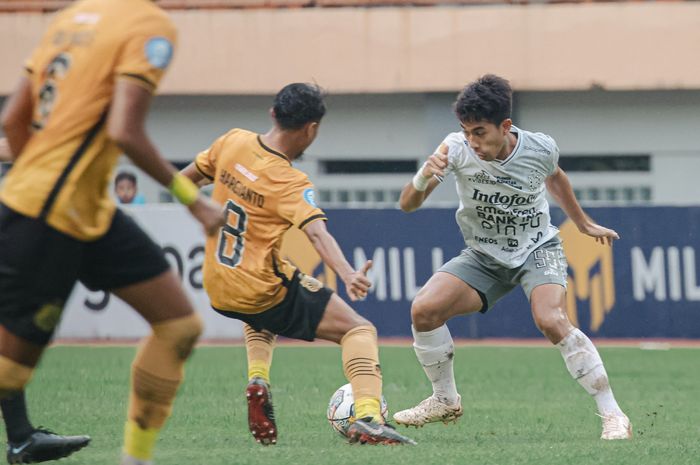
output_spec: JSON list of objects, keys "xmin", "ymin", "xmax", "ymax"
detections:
[{"xmin": 438, "ymin": 236, "xmax": 568, "ymax": 312}]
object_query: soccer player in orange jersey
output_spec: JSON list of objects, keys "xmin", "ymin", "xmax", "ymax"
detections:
[
  {"xmin": 181, "ymin": 83, "xmax": 415, "ymax": 446},
  {"xmin": 0, "ymin": 1, "xmax": 224, "ymax": 464}
]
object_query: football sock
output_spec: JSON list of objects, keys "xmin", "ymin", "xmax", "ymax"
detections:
[
  {"xmin": 124, "ymin": 313, "xmax": 202, "ymax": 460},
  {"xmin": 0, "ymin": 391, "xmax": 34, "ymax": 443},
  {"xmin": 123, "ymin": 420, "xmax": 158, "ymax": 462},
  {"xmin": 244, "ymin": 324, "xmax": 275, "ymax": 383},
  {"xmin": 412, "ymin": 324, "xmax": 459, "ymax": 406},
  {"xmin": 557, "ymin": 328, "xmax": 623, "ymax": 415},
  {"xmin": 341, "ymin": 325, "xmax": 383, "ymax": 422}
]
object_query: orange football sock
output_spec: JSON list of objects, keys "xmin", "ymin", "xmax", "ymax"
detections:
[
  {"xmin": 341, "ymin": 325, "xmax": 383, "ymax": 422},
  {"xmin": 244, "ymin": 324, "xmax": 276, "ymax": 383}
]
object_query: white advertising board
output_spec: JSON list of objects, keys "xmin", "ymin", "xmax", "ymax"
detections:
[{"xmin": 55, "ymin": 206, "xmax": 243, "ymax": 340}]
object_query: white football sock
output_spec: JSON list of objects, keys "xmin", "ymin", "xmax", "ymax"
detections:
[
  {"xmin": 412, "ymin": 324, "xmax": 459, "ymax": 406},
  {"xmin": 558, "ymin": 328, "xmax": 623, "ymax": 416}
]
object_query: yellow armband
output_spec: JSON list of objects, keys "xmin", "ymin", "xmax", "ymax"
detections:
[{"xmin": 168, "ymin": 173, "xmax": 199, "ymax": 206}]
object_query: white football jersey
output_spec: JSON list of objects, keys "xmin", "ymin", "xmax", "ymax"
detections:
[{"xmin": 440, "ymin": 125, "xmax": 560, "ymax": 268}]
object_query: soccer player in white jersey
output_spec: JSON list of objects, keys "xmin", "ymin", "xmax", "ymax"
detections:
[{"xmin": 393, "ymin": 75, "xmax": 631, "ymax": 440}]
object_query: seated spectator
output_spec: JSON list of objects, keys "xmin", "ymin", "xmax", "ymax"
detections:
[
  {"xmin": 0, "ymin": 137, "xmax": 13, "ymax": 162},
  {"xmin": 114, "ymin": 171, "xmax": 146, "ymax": 204}
]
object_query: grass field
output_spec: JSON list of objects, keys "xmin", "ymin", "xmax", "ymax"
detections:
[{"xmin": 4, "ymin": 344, "xmax": 699, "ymax": 465}]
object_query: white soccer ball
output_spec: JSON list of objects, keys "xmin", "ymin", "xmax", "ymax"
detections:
[{"xmin": 326, "ymin": 383, "xmax": 388, "ymax": 436}]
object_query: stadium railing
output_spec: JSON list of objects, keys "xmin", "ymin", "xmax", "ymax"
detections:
[{"xmin": 0, "ymin": 0, "xmax": 685, "ymax": 13}]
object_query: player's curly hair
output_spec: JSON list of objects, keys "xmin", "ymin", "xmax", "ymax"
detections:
[
  {"xmin": 453, "ymin": 74, "xmax": 512, "ymax": 125},
  {"xmin": 273, "ymin": 83, "xmax": 326, "ymax": 130}
]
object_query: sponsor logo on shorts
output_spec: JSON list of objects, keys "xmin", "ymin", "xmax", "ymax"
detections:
[
  {"xmin": 33, "ymin": 300, "xmax": 64, "ymax": 332},
  {"xmin": 299, "ymin": 273, "xmax": 323, "ymax": 293}
]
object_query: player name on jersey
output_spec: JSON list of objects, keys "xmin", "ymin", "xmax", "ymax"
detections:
[{"xmin": 219, "ymin": 169, "xmax": 265, "ymax": 208}]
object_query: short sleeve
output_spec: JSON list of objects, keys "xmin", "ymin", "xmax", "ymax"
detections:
[
  {"xmin": 540, "ymin": 134, "xmax": 560, "ymax": 176},
  {"xmin": 277, "ymin": 174, "xmax": 326, "ymax": 229},
  {"xmin": 549, "ymin": 139, "xmax": 560, "ymax": 175},
  {"xmin": 114, "ymin": 17, "xmax": 177, "ymax": 92},
  {"xmin": 194, "ymin": 133, "xmax": 229, "ymax": 181}
]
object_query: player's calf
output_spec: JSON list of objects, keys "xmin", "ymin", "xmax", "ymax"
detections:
[
  {"xmin": 122, "ymin": 313, "xmax": 203, "ymax": 464},
  {"xmin": 0, "ymin": 356, "xmax": 33, "ymax": 399}
]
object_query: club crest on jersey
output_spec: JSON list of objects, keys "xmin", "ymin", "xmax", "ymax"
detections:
[
  {"xmin": 303, "ymin": 188, "xmax": 318, "ymax": 208},
  {"xmin": 145, "ymin": 37, "xmax": 173, "ymax": 69}
]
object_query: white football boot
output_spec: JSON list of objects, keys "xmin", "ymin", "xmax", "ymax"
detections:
[
  {"xmin": 599, "ymin": 412, "xmax": 633, "ymax": 440},
  {"xmin": 393, "ymin": 395, "xmax": 463, "ymax": 427}
]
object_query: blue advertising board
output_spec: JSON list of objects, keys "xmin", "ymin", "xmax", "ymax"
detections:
[{"xmin": 290, "ymin": 207, "xmax": 700, "ymax": 339}]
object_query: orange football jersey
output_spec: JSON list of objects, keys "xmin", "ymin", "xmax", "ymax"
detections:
[
  {"xmin": 0, "ymin": 0, "xmax": 176, "ymax": 240},
  {"xmin": 195, "ymin": 129, "xmax": 327, "ymax": 313}
]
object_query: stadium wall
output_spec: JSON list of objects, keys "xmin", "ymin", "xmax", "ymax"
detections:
[
  {"xmin": 2, "ymin": 2, "xmax": 700, "ymax": 94},
  {"xmin": 55, "ymin": 206, "xmax": 700, "ymax": 340}
]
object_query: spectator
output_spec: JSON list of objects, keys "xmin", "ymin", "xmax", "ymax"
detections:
[
  {"xmin": 0, "ymin": 137, "xmax": 13, "ymax": 162},
  {"xmin": 115, "ymin": 171, "xmax": 146, "ymax": 204}
]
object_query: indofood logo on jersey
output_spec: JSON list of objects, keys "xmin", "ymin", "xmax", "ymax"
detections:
[
  {"xmin": 559, "ymin": 219, "xmax": 615, "ymax": 332},
  {"xmin": 472, "ymin": 189, "xmax": 536, "ymax": 209},
  {"xmin": 280, "ymin": 227, "xmax": 337, "ymax": 290}
]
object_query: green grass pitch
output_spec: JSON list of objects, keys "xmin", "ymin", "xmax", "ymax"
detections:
[{"xmin": 5, "ymin": 344, "xmax": 699, "ymax": 465}]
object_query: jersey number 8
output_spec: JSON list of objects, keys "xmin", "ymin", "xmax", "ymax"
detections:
[{"xmin": 216, "ymin": 200, "xmax": 247, "ymax": 269}]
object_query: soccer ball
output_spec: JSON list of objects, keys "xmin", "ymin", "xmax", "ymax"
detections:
[{"xmin": 326, "ymin": 383, "xmax": 388, "ymax": 436}]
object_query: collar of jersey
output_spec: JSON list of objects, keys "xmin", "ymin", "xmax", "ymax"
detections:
[
  {"xmin": 257, "ymin": 135, "xmax": 291, "ymax": 164},
  {"xmin": 496, "ymin": 125, "xmax": 522, "ymax": 166}
]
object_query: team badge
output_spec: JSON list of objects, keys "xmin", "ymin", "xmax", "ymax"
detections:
[
  {"xmin": 145, "ymin": 37, "xmax": 173, "ymax": 69},
  {"xmin": 303, "ymin": 188, "xmax": 318, "ymax": 208}
]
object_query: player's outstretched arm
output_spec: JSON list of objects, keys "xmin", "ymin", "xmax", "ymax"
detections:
[
  {"xmin": 303, "ymin": 220, "xmax": 372, "ymax": 301},
  {"xmin": 399, "ymin": 143, "xmax": 447, "ymax": 212},
  {"xmin": 107, "ymin": 80, "xmax": 224, "ymax": 235},
  {"xmin": 546, "ymin": 166, "xmax": 620, "ymax": 245},
  {"xmin": 0, "ymin": 77, "xmax": 33, "ymax": 159}
]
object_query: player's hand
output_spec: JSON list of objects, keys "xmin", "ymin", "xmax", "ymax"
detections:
[
  {"xmin": 187, "ymin": 195, "xmax": 226, "ymax": 236},
  {"xmin": 579, "ymin": 222, "xmax": 620, "ymax": 246},
  {"xmin": 344, "ymin": 260, "xmax": 373, "ymax": 302},
  {"xmin": 421, "ymin": 143, "xmax": 449, "ymax": 179}
]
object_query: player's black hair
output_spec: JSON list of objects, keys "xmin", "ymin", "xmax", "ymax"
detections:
[
  {"xmin": 272, "ymin": 83, "xmax": 326, "ymax": 130},
  {"xmin": 453, "ymin": 74, "xmax": 512, "ymax": 125},
  {"xmin": 115, "ymin": 171, "xmax": 137, "ymax": 186}
]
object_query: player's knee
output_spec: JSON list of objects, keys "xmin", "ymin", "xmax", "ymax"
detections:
[
  {"xmin": 151, "ymin": 312, "xmax": 203, "ymax": 361},
  {"xmin": 0, "ymin": 355, "xmax": 33, "ymax": 398},
  {"xmin": 411, "ymin": 296, "xmax": 444, "ymax": 332},
  {"xmin": 340, "ymin": 321, "xmax": 376, "ymax": 342},
  {"xmin": 533, "ymin": 306, "xmax": 569, "ymax": 342}
]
